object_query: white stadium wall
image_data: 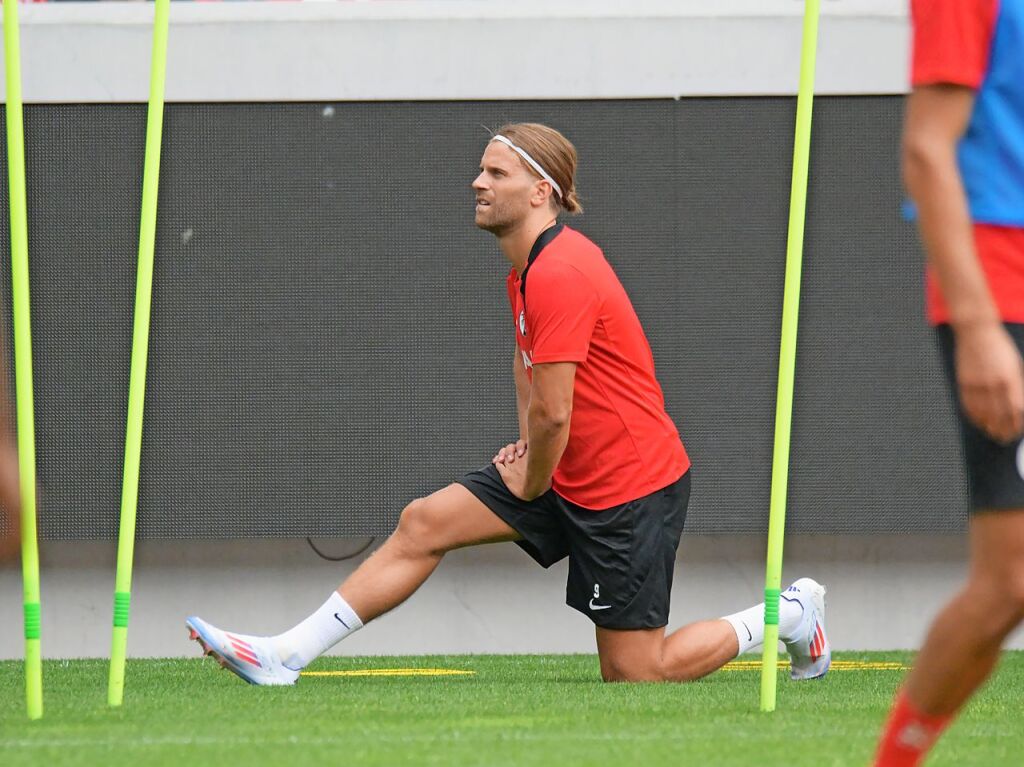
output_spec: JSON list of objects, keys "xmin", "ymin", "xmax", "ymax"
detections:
[{"xmin": 4, "ymin": 0, "xmax": 907, "ymax": 102}]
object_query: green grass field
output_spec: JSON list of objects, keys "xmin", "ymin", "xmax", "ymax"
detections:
[{"xmin": 1, "ymin": 652, "xmax": 1022, "ymax": 766}]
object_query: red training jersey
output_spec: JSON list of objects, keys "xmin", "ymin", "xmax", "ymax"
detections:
[
  {"xmin": 911, "ymin": 0, "xmax": 1024, "ymax": 324},
  {"xmin": 505, "ymin": 224, "xmax": 689, "ymax": 510}
]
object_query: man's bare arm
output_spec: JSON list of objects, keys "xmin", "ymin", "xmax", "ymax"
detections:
[
  {"xmin": 493, "ymin": 346, "xmax": 531, "ymax": 466},
  {"xmin": 513, "ymin": 345, "xmax": 530, "ymax": 440},
  {"xmin": 903, "ymin": 84, "xmax": 1024, "ymax": 442},
  {"xmin": 520, "ymin": 361, "xmax": 575, "ymax": 499},
  {"xmin": 904, "ymin": 85, "xmax": 991, "ymax": 328}
]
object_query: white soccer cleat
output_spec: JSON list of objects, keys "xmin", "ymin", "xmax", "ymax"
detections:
[
  {"xmin": 780, "ymin": 577, "xmax": 831, "ymax": 681},
  {"xmin": 185, "ymin": 616, "xmax": 299, "ymax": 686}
]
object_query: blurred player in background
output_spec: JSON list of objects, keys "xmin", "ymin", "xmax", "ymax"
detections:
[
  {"xmin": 0, "ymin": 331, "xmax": 21, "ymax": 562},
  {"xmin": 185, "ymin": 123, "xmax": 831, "ymax": 686},
  {"xmin": 874, "ymin": 1, "xmax": 1024, "ymax": 765},
  {"xmin": 0, "ymin": 444, "xmax": 19, "ymax": 561}
]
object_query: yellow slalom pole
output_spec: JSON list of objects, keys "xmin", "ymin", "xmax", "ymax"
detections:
[
  {"xmin": 4, "ymin": 0, "xmax": 43, "ymax": 721},
  {"xmin": 760, "ymin": 0, "xmax": 820, "ymax": 713},
  {"xmin": 108, "ymin": 0, "xmax": 171, "ymax": 708}
]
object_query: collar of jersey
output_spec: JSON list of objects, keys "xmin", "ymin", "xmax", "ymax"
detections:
[{"xmin": 520, "ymin": 222, "xmax": 565, "ymax": 297}]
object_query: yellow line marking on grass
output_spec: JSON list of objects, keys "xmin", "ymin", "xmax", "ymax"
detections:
[
  {"xmin": 723, "ymin": 660, "xmax": 907, "ymax": 671},
  {"xmin": 301, "ymin": 668, "xmax": 476, "ymax": 678}
]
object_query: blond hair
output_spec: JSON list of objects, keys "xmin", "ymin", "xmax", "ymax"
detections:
[{"xmin": 494, "ymin": 123, "xmax": 582, "ymax": 214}]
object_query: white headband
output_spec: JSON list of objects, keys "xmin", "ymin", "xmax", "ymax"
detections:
[{"xmin": 490, "ymin": 134, "xmax": 563, "ymax": 200}]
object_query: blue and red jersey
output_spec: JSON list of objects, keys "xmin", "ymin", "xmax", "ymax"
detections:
[{"xmin": 911, "ymin": 0, "xmax": 1024, "ymax": 323}]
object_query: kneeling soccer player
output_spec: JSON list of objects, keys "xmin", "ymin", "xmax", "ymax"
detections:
[{"xmin": 186, "ymin": 123, "xmax": 830, "ymax": 685}]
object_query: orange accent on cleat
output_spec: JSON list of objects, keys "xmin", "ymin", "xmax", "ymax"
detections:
[{"xmin": 188, "ymin": 629, "xmax": 198, "ymax": 640}]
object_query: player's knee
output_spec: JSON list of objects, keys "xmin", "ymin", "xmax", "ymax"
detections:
[
  {"xmin": 395, "ymin": 497, "xmax": 449, "ymax": 556},
  {"xmin": 1007, "ymin": 570, "xmax": 1024, "ymax": 620},
  {"xmin": 963, "ymin": 568, "xmax": 1024, "ymax": 633},
  {"xmin": 395, "ymin": 498, "xmax": 432, "ymax": 548},
  {"xmin": 599, "ymin": 656, "xmax": 665, "ymax": 683}
]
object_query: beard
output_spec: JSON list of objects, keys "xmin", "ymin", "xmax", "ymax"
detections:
[{"xmin": 475, "ymin": 198, "xmax": 523, "ymax": 236}]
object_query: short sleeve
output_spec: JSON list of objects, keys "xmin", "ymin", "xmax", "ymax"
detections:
[
  {"xmin": 524, "ymin": 261, "xmax": 601, "ymax": 364},
  {"xmin": 911, "ymin": 0, "xmax": 1000, "ymax": 89}
]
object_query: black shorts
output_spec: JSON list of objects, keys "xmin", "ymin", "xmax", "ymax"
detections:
[
  {"xmin": 936, "ymin": 323, "xmax": 1024, "ymax": 511},
  {"xmin": 456, "ymin": 465, "xmax": 690, "ymax": 629}
]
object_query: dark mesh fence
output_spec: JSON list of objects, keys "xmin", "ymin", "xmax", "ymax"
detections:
[{"xmin": 0, "ymin": 98, "xmax": 966, "ymax": 539}]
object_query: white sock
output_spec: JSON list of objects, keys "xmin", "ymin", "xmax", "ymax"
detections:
[
  {"xmin": 722, "ymin": 597, "xmax": 803, "ymax": 656},
  {"xmin": 722, "ymin": 604, "xmax": 765, "ymax": 655},
  {"xmin": 272, "ymin": 592, "xmax": 363, "ymax": 670}
]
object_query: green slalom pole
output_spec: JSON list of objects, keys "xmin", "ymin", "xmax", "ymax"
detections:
[
  {"xmin": 108, "ymin": 0, "xmax": 171, "ymax": 708},
  {"xmin": 760, "ymin": 0, "xmax": 820, "ymax": 714},
  {"xmin": 4, "ymin": 0, "xmax": 43, "ymax": 722}
]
